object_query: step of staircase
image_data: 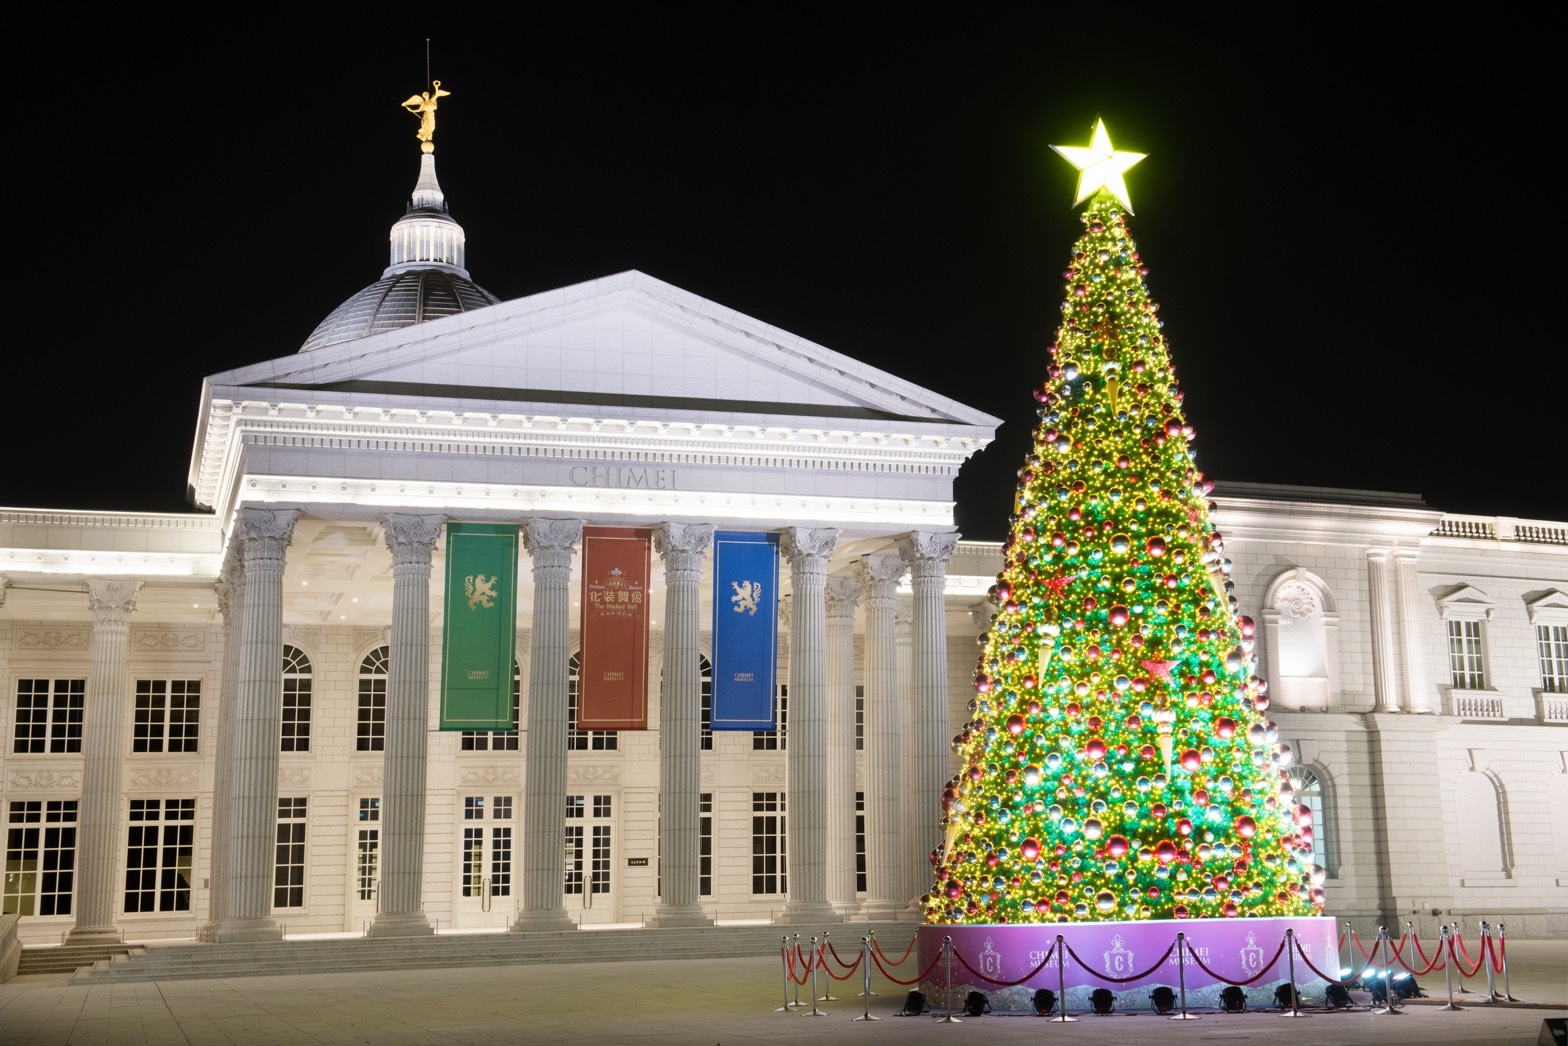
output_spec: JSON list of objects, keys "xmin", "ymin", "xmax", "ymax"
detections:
[
  {"xmin": 17, "ymin": 943, "xmax": 140, "ymax": 976},
  {"xmin": 64, "ymin": 922, "xmax": 918, "ymax": 984}
]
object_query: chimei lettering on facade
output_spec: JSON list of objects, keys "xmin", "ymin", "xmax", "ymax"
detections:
[{"xmin": 569, "ymin": 466, "xmax": 676, "ymax": 489}]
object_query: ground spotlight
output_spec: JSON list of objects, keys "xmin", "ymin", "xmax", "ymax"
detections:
[
  {"xmin": 1150, "ymin": 986, "xmax": 1176, "ymax": 1014},
  {"xmin": 1090, "ymin": 988, "xmax": 1115, "ymax": 1015},
  {"xmin": 899, "ymin": 990, "xmax": 928, "ymax": 1015},
  {"xmin": 963, "ymin": 991, "xmax": 990, "ymax": 1017},
  {"xmin": 1032, "ymin": 988, "xmax": 1057, "ymax": 1015},
  {"xmin": 1273, "ymin": 983, "xmax": 1301, "ymax": 1010},
  {"xmin": 1220, "ymin": 985, "xmax": 1247, "ymax": 1012},
  {"xmin": 1325, "ymin": 983, "xmax": 1354, "ymax": 1009}
]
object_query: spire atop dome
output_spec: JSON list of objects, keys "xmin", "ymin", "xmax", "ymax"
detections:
[{"xmin": 299, "ymin": 81, "xmax": 499, "ymax": 354}]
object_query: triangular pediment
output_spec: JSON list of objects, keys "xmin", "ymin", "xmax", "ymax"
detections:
[
  {"xmin": 1526, "ymin": 588, "xmax": 1568, "ymax": 625},
  {"xmin": 205, "ymin": 270, "xmax": 997, "ymax": 429}
]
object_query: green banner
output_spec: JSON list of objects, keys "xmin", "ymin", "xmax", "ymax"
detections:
[{"xmin": 440, "ymin": 523, "xmax": 518, "ymax": 730}]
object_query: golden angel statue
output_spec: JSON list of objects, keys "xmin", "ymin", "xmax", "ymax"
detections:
[{"xmin": 401, "ymin": 81, "xmax": 452, "ymax": 144}]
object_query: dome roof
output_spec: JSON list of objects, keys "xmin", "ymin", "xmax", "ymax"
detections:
[
  {"xmin": 300, "ymin": 139, "xmax": 498, "ymax": 352},
  {"xmin": 301, "ymin": 269, "xmax": 500, "ymax": 353}
]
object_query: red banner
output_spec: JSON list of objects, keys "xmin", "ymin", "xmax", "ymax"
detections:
[{"xmin": 578, "ymin": 527, "xmax": 652, "ymax": 729}]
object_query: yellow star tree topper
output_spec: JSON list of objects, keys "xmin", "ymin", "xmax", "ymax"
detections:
[
  {"xmin": 1051, "ymin": 117, "xmax": 1147, "ymax": 213},
  {"xmin": 919, "ymin": 118, "xmax": 1324, "ymax": 926}
]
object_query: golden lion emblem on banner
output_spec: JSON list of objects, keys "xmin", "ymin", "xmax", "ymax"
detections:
[
  {"xmin": 730, "ymin": 579, "xmax": 761, "ymax": 615},
  {"xmin": 465, "ymin": 574, "xmax": 498, "ymax": 610}
]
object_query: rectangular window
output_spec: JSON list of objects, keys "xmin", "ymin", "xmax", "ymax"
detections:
[
  {"xmin": 752, "ymin": 685, "xmax": 787, "ymax": 751},
  {"xmin": 564, "ymin": 794, "xmax": 612, "ymax": 896},
  {"xmin": 357, "ymin": 678, "xmax": 386, "ymax": 752},
  {"xmin": 567, "ymin": 676, "xmax": 618, "ymax": 751},
  {"xmin": 461, "ymin": 795, "xmax": 514, "ymax": 899},
  {"xmin": 1538, "ymin": 624, "xmax": 1568, "ymax": 693},
  {"xmin": 124, "ymin": 798, "xmax": 195, "ymax": 913},
  {"xmin": 855, "ymin": 791, "xmax": 867, "ymax": 893},
  {"xmin": 133, "ymin": 679, "xmax": 201, "ymax": 754},
  {"xmin": 1447, "ymin": 619, "xmax": 1486, "ymax": 689},
  {"xmin": 281, "ymin": 649, "xmax": 312, "ymax": 752},
  {"xmin": 3, "ymin": 800, "xmax": 77, "ymax": 916},
  {"xmin": 751, "ymin": 791, "xmax": 786, "ymax": 895},
  {"xmin": 356, "ymin": 798, "xmax": 380, "ymax": 901},
  {"xmin": 699, "ymin": 792, "xmax": 713, "ymax": 897},
  {"xmin": 12, "ymin": 679, "xmax": 85, "ymax": 754},
  {"xmin": 274, "ymin": 797, "xmax": 306, "ymax": 909},
  {"xmin": 855, "ymin": 685, "xmax": 864, "ymax": 751},
  {"xmin": 700, "ymin": 667, "xmax": 713, "ymax": 752}
]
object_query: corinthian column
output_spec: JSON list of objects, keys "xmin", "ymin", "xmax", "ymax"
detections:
[
  {"xmin": 898, "ymin": 531, "xmax": 955, "ymax": 913},
  {"xmin": 370, "ymin": 513, "xmax": 445, "ymax": 937},
  {"xmin": 824, "ymin": 573, "xmax": 861, "ymax": 913},
  {"xmin": 65, "ymin": 579, "xmax": 141, "ymax": 944},
  {"xmin": 855, "ymin": 551, "xmax": 907, "ymax": 920},
  {"xmin": 211, "ymin": 508, "xmax": 295, "ymax": 942},
  {"xmin": 778, "ymin": 527, "xmax": 841, "ymax": 924},
  {"xmin": 649, "ymin": 522, "xmax": 714, "ymax": 927},
  {"xmin": 513, "ymin": 518, "xmax": 584, "ymax": 932},
  {"xmin": 201, "ymin": 553, "xmax": 244, "ymax": 940}
]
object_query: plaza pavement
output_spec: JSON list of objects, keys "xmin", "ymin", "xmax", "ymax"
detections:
[{"xmin": 1, "ymin": 937, "xmax": 1563, "ymax": 1045}]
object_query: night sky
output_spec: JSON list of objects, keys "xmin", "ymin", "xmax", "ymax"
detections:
[{"xmin": 10, "ymin": 6, "xmax": 1562, "ymax": 541}]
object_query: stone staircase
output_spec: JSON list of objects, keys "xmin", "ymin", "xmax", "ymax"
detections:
[
  {"xmin": 49, "ymin": 922, "xmax": 916, "ymax": 984},
  {"xmin": 17, "ymin": 942, "xmax": 140, "ymax": 976}
]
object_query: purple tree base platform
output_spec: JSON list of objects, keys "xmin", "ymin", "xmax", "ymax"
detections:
[{"xmin": 917, "ymin": 915, "xmax": 1336, "ymax": 1013}]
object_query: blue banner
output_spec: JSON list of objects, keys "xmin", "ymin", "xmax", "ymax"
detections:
[{"xmin": 710, "ymin": 531, "xmax": 780, "ymax": 730}]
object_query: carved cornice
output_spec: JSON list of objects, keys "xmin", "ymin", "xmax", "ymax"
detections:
[
  {"xmin": 654, "ymin": 522, "xmax": 714, "ymax": 563},
  {"xmin": 781, "ymin": 527, "xmax": 839, "ymax": 571}
]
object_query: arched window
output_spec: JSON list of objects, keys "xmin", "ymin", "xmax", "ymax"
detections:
[
  {"xmin": 1263, "ymin": 570, "xmax": 1339, "ymax": 711},
  {"xmin": 1288, "ymin": 766, "xmax": 1331, "ymax": 876},
  {"xmin": 280, "ymin": 645, "xmax": 312, "ymax": 752},
  {"xmin": 357, "ymin": 647, "xmax": 389, "ymax": 752},
  {"xmin": 462, "ymin": 662, "xmax": 521, "ymax": 751},
  {"xmin": 567, "ymin": 652, "xmax": 617, "ymax": 751}
]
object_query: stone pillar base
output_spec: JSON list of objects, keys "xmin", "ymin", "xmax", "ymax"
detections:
[
  {"xmin": 857, "ymin": 899, "xmax": 906, "ymax": 922},
  {"xmin": 511, "ymin": 908, "xmax": 576, "ymax": 933},
  {"xmin": 646, "ymin": 904, "xmax": 713, "ymax": 928},
  {"xmin": 203, "ymin": 917, "xmax": 284, "ymax": 943},
  {"xmin": 368, "ymin": 911, "xmax": 434, "ymax": 937},
  {"xmin": 779, "ymin": 900, "xmax": 842, "ymax": 924},
  {"xmin": 63, "ymin": 926, "xmax": 124, "ymax": 946}
]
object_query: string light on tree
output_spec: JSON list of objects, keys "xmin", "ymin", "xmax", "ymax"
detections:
[{"xmin": 921, "ymin": 119, "xmax": 1323, "ymax": 926}]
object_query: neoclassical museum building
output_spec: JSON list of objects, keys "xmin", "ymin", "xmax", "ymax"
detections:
[{"xmin": 3, "ymin": 110, "xmax": 1565, "ymax": 952}]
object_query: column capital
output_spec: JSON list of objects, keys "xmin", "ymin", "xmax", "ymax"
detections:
[
  {"xmin": 968, "ymin": 599, "xmax": 997, "ymax": 631},
  {"xmin": 781, "ymin": 526, "xmax": 839, "ymax": 566},
  {"xmin": 85, "ymin": 579, "xmax": 142, "ymax": 616},
  {"xmin": 235, "ymin": 507, "xmax": 298, "ymax": 546},
  {"xmin": 855, "ymin": 549, "xmax": 907, "ymax": 590},
  {"xmin": 654, "ymin": 522, "xmax": 714, "ymax": 561},
  {"xmin": 1365, "ymin": 547, "xmax": 1391, "ymax": 564},
  {"xmin": 522, "ymin": 517, "xmax": 584, "ymax": 555},
  {"xmin": 897, "ymin": 531, "xmax": 957, "ymax": 575},
  {"xmin": 825, "ymin": 573, "xmax": 861, "ymax": 617},
  {"xmin": 380, "ymin": 513, "xmax": 446, "ymax": 560}
]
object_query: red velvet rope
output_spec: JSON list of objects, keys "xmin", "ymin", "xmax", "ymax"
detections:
[
  {"xmin": 950, "ymin": 944, "xmax": 1059, "ymax": 988},
  {"xmin": 1387, "ymin": 933, "xmax": 1444, "ymax": 977},
  {"xmin": 871, "ymin": 934, "xmax": 918, "ymax": 965},
  {"xmin": 1350, "ymin": 930, "xmax": 1379, "ymax": 962},
  {"xmin": 1447, "ymin": 935, "xmax": 1487, "ymax": 980},
  {"xmin": 1338, "ymin": 928, "xmax": 1348, "ymax": 948},
  {"xmin": 820, "ymin": 947, "xmax": 864, "ymax": 981},
  {"xmin": 1491, "ymin": 935, "xmax": 1506, "ymax": 973},
  {"xmin": 1409, "ymin": 931, "xmax": 1438, "ymax": 968},
  {"xmin": 870, "ymin": 947, "xmax": 946, "ymax": 986},
  {"xmin": 1061, "ymin": 941, "xmax": 1177, "ymax": 984},
  {"xmin": 787, "ymin": 945, "xmax": 815, "ymax": 985},
  {"xmin": 1291, "ymin": 937, "xmax": 1363, "ymax": 986},
  {"xmin": 1187, "ymin": 935, "xmax": 1286, "ymax": 986},
  {"xmin": 823, "ymin": 940, "xmax": 859, "ymax": 971},
  {"xmin": 1452, "ymin": 933, "xmax": 1476, "ymax": 964}
]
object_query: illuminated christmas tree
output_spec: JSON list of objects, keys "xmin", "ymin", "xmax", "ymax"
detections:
[{"xmin": 921, "ymin": 119, "xmax": 1323, "ymax": 926}]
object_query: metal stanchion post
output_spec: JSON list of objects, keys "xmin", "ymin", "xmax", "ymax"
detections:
[
  {"xmin": 1451, "ymin": 923, "xmax": 1472, "ymax": 993},
  {"xmin": 777, "ymin": 936, "xmax": 794, "ymax": 1012},
  {"xmin": 853, "ymin": 937, "xmax": 881, "ymax": 1021},
  {"xmin": 1373, "ymin": 926, "xmax": 1402, "ymax": 1015},
  {"xmin": 803, "ymin": 936, "xmax": 828, "ymax": 1016},
  {"xmin": 861, "ymin": 929, "xmax": 880, "ymax": 997},
  {"xmin": 936, "ymin": 935, "xmax": 963, "ymax": 1023},
  {"xmin": 1480, "ymin": 921, "xmax": 1499, "ymax": 1003},
  {"xmin": 1171, "ymin": 931, "xmax": 1200, "ymax": 1020},
  {"xmin": 1281, "ymin": 928, "xmax": 1307, "ymax": 1018},
  {"xmin": 1497, "ymin": 922, "xmax": 1518, "ymax": 1002},
  {"xmin": 1339, "ymin": 920, "xmax": 1351, "ymax": 984},
  {"xmin": 1051, "ymin": 933, "xmax": 1078, "ymax": 1023},
  {"xmin": 818, "ymin": 932, "xmax": 837, "ymax": 1001},
  {"xmin": 1440, "ymin": 926, "xmax": 1462, "ymax": 1011},
  {"xmin": 792, "ymin": 934, "xmax": 804, "ymax": 1008}
]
